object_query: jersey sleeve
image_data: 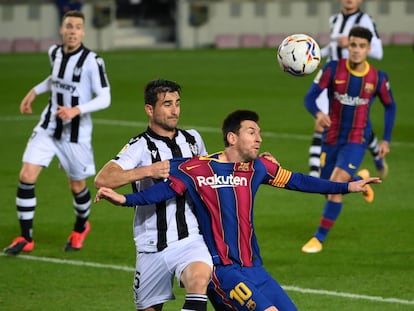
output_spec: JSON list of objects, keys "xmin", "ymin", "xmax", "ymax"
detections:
[
  {"xmin": 304, "ymin": 62, "xmax": 335, "ymax": 116},
  {"xmin": 33, "ymin": 76, "xmax": 52, "ymax": 95},
  {"xmin": 122, "ymin": 180, "xmax": 178, "ymax": 207},
  {"xmin": 77, "ymin": 55, "xmax": 111, "ymax": 115},
  {"xmin": 377, "ymin": 71, "xmax": 397, "ymax": 142},
  {"xmin": 273, "ymin": 171, "xmax": 349, "ymax": 194}
]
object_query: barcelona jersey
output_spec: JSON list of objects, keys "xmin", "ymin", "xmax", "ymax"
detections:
[
  {"xmin": 304, "ymin": 59, "xmax": 396, "ymax": 146},
  {"xmin": 124, "ymin": 153, "xmax": 349, "ymax": 267}
]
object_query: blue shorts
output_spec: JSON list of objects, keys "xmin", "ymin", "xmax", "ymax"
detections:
[
  {"xmin": 320, "ymin": 143, "xmax": 366, "ymax": 179},
  {"xmin": 208, "ymin": 264, "xmax": 297, "ymax": 311}
]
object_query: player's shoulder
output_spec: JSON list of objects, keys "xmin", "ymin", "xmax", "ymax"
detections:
[
  {"xmin": 178, "ymin": 128, "xmax": 206, "ymax": 147},
  {"xmin": 180, "ymin": 128, "xmax": 202, "ymax": 139},
  {"xmin": 47, "ymin": 44, "xmax": 61, "ymax": 57}
]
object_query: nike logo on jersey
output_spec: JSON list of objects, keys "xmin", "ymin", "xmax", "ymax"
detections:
[
  {"xmin": 348, "ymin": 163, "xmax": 357, "ymax": 169},
  {"xmin": 186, "ymin": 164, "xmax": 201, "ymax": 170},
  {"xmin": 335, "ymin": 79, "xmax": 346, "ymax": 84}
]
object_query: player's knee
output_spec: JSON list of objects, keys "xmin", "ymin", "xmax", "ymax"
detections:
[
  {"xmin": 182, "ymin": 262, "xmax": 211, "ymax": 293},
  {"xmin": 19, "ymin": 168, "xmax": 38, "ymax": 184}
]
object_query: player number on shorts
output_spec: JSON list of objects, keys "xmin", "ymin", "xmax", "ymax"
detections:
[{"xmin": 229, "ymin": 282, "xmax": 252, "ymax": 306}]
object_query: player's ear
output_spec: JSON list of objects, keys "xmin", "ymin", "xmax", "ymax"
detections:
[
  {"xmin": 227, "ymin": 132, "xmax": 237, "ymax": 146},
  {"xmin": 145, "ymin": 104, "xmax": 153, "ymax": 116}
]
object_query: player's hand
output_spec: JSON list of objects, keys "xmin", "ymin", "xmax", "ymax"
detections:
[
  {"xmin": 56, "ymin": 106, "xmax": 81, "ymax": 121},
  {"xmin": 348, "ymin": 177, "xmax": 381, "ymax": 193},
  {"xmin": 20, "ymin": 89, "xmax": 37, "ymax": 114},
  {"xmin": 94, "ymin": 187, "xmax": 126, "ymax": 205},
  {"xmin": 259, "ymin": 152, "xmax": 279, "ymax": 165},
  {"xmin": 315, "ymin": 111, "xmax": 331, "ymax": 128},
  {"xmin": 378, "ymin": 140, "xmax": 390, "ymax": 158},
  {"xmin": 148, "ymin": 160, "xmax": 170, "ymax": 179}
]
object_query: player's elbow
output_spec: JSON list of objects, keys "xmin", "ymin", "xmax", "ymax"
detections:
[{"xmin": 94, "ymin": 175, "xmax": 105, "ymax": 189}]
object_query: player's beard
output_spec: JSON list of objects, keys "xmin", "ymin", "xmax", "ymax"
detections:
[{"xmin": 157, "ymin": 117, "xmax": 178, "ymax": 133}]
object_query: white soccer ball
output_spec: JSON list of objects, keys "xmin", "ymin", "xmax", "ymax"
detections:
[{"xmin": 277, "ymin": 34, "xmax": 321, "ymax": 77}]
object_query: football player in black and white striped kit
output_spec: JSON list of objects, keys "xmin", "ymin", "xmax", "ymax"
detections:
[
  {"xmin": 94, "ymin": 79, "xmax": 212, "ymax": 311},
  {"xmin": 308, "ymin": 0, "xmax": 387, "ymax": 178},
  {"xmin": 4, "ymin": 11, "xmax": 110, "ymax": 255}
]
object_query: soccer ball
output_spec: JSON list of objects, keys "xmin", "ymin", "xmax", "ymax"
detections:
[{"xmin": 277, "ymin": 34, "xmax": 321, "ymax": 77}]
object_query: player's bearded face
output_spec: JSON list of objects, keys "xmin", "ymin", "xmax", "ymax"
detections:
[
  {"xmin": 152, "ymin": 92, "xmax": 180, "ymax": 131},
  {"xmin": 235, "ymin": 121, "xmax": 262, "ymax": 162}
]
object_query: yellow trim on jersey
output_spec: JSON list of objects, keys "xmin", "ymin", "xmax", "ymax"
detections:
[
  {"xmin": 270, "ymin": 167, "xmax": 292, "ymax": 188},
  {"xmin": 199, "ymin": 151, "xmax": 224, "ymax": 162},
  {"xmin": 346, "ymin": 60, "xmax": 370, "ymax": 77}
]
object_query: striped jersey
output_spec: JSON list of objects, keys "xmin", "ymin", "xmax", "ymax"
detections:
[
  {"xmin": 321, "ymin": 10, "xmax": 383, "ymax": 60},
  {"xmin": 304, "ymin": 59, "xmax": 396, "ymax": 146},
  {"xmin": 33, "ymin": 44, "xmax": 110, "ymax": 143},
  {"xmin": 123, "ymin": 154, "xmax": 351, "ymax": 266},
  {"xmin": 112, "ymin": 127, "xmax": 207, "ymax": 252}
]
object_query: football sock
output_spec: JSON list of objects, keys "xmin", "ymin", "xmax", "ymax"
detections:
[
  {"xmin": 315, "ymin": 200, "xmax": 342, "ymax": 243},
  {"xmin": 16, "ymin": 181, "xmax": 36, "ymax": 241},
  {"xmin": 309, "ymin": 131, "xmax": 323, "ymax": 178},
  {"xmin": 368, "ymin": 130, "xmax": 380, "ymax": 158},
  {"xmin": 73, "ymin": 187, "xmax": 91, "ymax": 233},
  {"xmin": 181, "ymin": 294, "xmax": 208, "ymax": 311}
]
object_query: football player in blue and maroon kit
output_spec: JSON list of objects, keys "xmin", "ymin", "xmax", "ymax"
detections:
[
  {"xmin": 95, "ymin": 110, "xmax": 380, "ymax": 310},
  {"xmin": 301, "ymin": 26, "xmax": 396, "ymax": 253}
]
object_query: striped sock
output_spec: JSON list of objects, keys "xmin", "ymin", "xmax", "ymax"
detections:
[
  {"xmin": 315, "ymin": 200, "xmax": 342, "ymax": 242},
  {"xmin": 309, "ymin": 131, "xmax": 323, "ymax": 178},
  {"xmin": 181, "ymin": 294, "xmax": 208, "ymax": 311}
]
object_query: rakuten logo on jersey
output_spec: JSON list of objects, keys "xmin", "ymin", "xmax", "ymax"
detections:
[
  {"xmin": 196, "ymin": 174, "xmax": 247, "ymax": 188},
  {"xmin": 334, "ymin": 92, "xmax": 369, "ymax": 106}
]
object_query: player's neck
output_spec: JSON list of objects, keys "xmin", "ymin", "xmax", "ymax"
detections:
[
  {"xmin": 148, "ymin": 124, "xmax": 176, "ymax": 140},
  {"xmin": 348, "ymin": 60, "xmax": 368, "ymax": 73},
  {"xmin": 220, "ymin": 149, "xmax": 249, "ymax": 163}
]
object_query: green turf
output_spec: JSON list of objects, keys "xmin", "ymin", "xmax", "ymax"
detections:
[{"xmin": 0, "ymin": 46, "xmax": 413, "ymax": 310}]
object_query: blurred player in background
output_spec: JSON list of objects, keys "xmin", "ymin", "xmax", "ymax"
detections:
[
  {"xmin": 301, "ymin": 26, "xmax": 396, "ymax": 253},
  {"xmin": 4, "ymin": 10, "xmax": 111, "ymax": 255},
  {"xmin": 94, "ymin": 79, "xmax": 212, "ymax": 311},
  {"xmin": 95, "ymin": 109, "xmax": 380, "ymax": 311},
  {"xmin": 308, "ymin": 0, "xmax": 385, "ymax": 178}
]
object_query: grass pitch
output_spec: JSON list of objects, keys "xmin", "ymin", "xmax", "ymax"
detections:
[{"xmin": 0, "ymin": 45, "xmax": 413, "ymax": 310}]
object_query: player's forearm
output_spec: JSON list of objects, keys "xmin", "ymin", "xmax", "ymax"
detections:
[
  {"xmin": 95, "ymin": 163, "xmax": 157, "ymax": 189},
  {"xmin": 286, "ymin": 172, "xmax": 349, "ymax": 194},
  {"xmin": 123, "ymin": 181, "xmax": 177, "ymax": 207}
]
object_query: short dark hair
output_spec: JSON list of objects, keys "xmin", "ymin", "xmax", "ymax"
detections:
[
  {"xmin": 222, "ymin": 110, "xmax": 259, "ymax": 147},
  {"xmin": 62, "ymin": 10, "xmax": 85, "ymax": 24},
  {"xmin": 144, "ymin": 79, "xmax": 181, "ymax": 106},
  {"xmin": 349, "ymin": 26, "xmax": 373, "ymax": 43}
]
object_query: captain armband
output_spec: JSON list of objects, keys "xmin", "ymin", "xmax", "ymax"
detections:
[{"xmin": 270, "ymin": 168, "xmax": 292, "ymax": 188}]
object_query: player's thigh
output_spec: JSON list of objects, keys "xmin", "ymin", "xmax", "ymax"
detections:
[
  {"xmin": 167, "ymin": 235, "xmax": 212, "ymax": 290},
  {"xmin": 55, "ymin": 140, "xmax": 96, "ymax": 180},
  {"xmin": 320, "ymin": 144, "xmax": 338, "ymax": 179},
  {"xmin": 134, "ymin": 252, "xmax": 174, "ymax": 310},
  {"xmin": 22, "ymin": 129, "xmax": 57, "ymax": 168},
  {"xmin": 336, "ymin": 143, "xmax": 366, "ymax": 176},
  {"xmin": 209, "ymin": 265, "xmax": 297, "ymax": 311}
]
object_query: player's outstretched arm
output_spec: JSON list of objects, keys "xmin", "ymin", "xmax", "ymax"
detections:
[
  {"xmin": 95, "ymin": 179, "xmax": 178, "ymax": 207},
  {"xmin": 348, "ymin": 177, "xmax": 381, "ymax": 193}
]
